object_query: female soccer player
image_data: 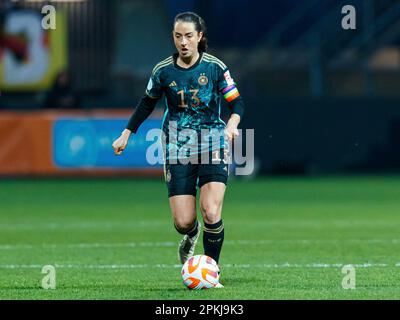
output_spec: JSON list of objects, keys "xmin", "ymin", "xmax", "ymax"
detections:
[{"xmin": 112, "ymin": 12, "xmax": 244, "ymax": 277}]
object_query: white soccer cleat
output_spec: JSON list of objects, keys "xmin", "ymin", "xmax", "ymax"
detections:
[
  {"xmin": 178, "ymin": 222, "xmax": 201, "ymax": 264},
  {"xmin": 215, "ymin": 265, "xmax": 223, "ymax": 288}
]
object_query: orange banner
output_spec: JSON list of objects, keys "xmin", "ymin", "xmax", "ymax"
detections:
[{"xmin": 0, "ymin": 110, "xmax": 163, "ymax": 176}]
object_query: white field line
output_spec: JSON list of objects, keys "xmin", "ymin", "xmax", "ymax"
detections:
[
  {"xmin": 0, "ymin": 220, "xmax": 398, "ymax": 230},
  {"xmin": 0, "ymin": 263, "xmax": 394, "ymax": 270},
  {"xmin": 0, "ymin": 241, "xmax": 176, "ymax": 250},
  {"xmin": 1, "ymin": 239, "xmax": 400, "ymax": 250},
  {"xmin": 0, "ymin": 221, "xmax": 167, "ymax": 230}
]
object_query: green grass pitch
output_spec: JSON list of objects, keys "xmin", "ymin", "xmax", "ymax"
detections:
[{"xmin": 0, "ymin": 176, "xmax": 400, "ymax": 299}]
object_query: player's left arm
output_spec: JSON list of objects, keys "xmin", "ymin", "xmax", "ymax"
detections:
[
  {"xmin": 226, "ymin": 99, "xmax": 244, "ymax": 141},
  {"xmin": 218, "ymin": 68, "xmax": 245, "ymax": 141}
]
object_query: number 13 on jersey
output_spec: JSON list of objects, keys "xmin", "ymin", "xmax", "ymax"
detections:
[{"xmin": 177, "ymin": 89, "xmax": 200, "ymax": 108}]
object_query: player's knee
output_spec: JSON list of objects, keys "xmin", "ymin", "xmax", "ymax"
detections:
[
  {"xmin": 200, "ymin": 201, "xmax": 222, "ymax": 224},
  {"xmin": 174, "ymin": 217, "xmax": 196, "ymax": 233}
]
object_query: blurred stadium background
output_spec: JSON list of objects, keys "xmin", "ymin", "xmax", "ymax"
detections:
[
  {"xmin": 1, "ymin": 0, "xmax": 400, "ymax": 175},
  {"xmin": 1, "ymin": 0, "xmax": 400, "ymax": 299}
]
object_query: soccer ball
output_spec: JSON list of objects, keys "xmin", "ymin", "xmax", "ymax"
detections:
[{"xmin": 181, "ymin": 254, "xmax": 220, "ymax": 290}]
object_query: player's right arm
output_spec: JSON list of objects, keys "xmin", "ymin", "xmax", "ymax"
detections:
[
  {"xmin": 112, "ymin": 70, "xmax": 163, "ymax": 155},
  {"xmin": 111, "ymin": 95, "xmax": 160, "ymax": 155}
]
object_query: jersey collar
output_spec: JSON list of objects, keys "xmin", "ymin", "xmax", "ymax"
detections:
[{"xmin": 173, "ymin": 52, "xmax": 203, "ymax": 71}]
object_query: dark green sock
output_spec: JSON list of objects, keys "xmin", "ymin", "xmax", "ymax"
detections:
[{"xmin": 203, "ymin": 220, "xmax": 224, "ymax": 263}]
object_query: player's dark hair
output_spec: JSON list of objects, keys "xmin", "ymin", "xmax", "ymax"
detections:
[{"xmin": 174, "ymin": 12, "xmax": 208, "ymax": 53}]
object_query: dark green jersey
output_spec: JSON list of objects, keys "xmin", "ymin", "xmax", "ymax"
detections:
[{"xmin": 146, "ymin": 52, "xmax": 241, "ymax": 160}]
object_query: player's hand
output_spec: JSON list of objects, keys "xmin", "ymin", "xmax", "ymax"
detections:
[
  {"xmin": 224, "ymin": 125, "xmax": 239, "ymax": 142},
  {"xmin": 225, "ymin": 114, "xmax": 240, "ymax": 142},
  {"xmin": 112, "ymin": 129, "xmax": 131, "ymax": 155}
]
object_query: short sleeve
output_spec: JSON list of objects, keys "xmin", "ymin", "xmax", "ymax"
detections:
[
  {"xmin": 145, "ymin": 71, "xmax": 163, "ymax": 98},
  {"xmin": 217, "ymin": 68, "xmax": 241, "ymax": 102}
]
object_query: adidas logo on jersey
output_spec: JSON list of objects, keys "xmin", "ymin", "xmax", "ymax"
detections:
[{"xmin": 169, "ymin": 81, "xmax": 177, "ymax": 87}]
